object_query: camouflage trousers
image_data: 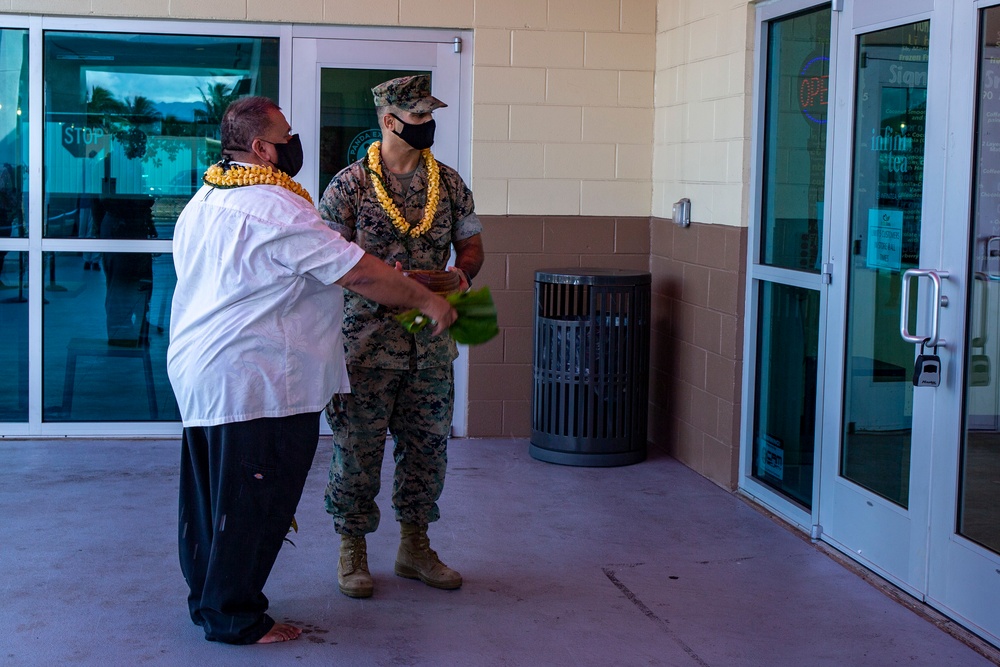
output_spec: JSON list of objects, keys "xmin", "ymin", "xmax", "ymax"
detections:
[{"xmin": 324, "ymin": 364, "xmax": 454, "ymax": 536}]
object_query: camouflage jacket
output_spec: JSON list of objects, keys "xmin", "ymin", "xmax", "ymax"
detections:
[{"xmin": 318, "ymin": 155, "xmax": 482, "ymax": 370}]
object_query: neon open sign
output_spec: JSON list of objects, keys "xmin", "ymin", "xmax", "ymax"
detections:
[{"xmin": 799, "ymin": 55, "xmax": 829, "ymax": 124}]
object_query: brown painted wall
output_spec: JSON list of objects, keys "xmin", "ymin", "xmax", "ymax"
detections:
[
  {"xmin": 468, "ymin": 214, "xmax": 746, "ymax": 491},
  {"xmin": 648, "ymin": 218, "xmax": 747, "ymax": 490},
  {"xmin": 468, "ymin": 215, "xmax": 650, "ymax": 436}
]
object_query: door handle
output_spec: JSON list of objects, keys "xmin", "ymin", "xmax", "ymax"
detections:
[
  {"xmin": 988, "ymin": 236, "xmax": 1000, "ymax": 279},
  {"xmin": 900, "ymin": 268, "xmax": 949, "ymax": 347},
  {"xmin": 973, "ymin": 272, "xmax": 989, "ymax": 347}
]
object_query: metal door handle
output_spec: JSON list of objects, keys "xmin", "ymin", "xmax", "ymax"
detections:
[
  {"xmin": 973, "ymin": 272, "xmax": 989, "ymax": 347},
  {"xmin": 900, "ymin": 268, "xmax": 949, "ymax": 347},
  {"xmin": 988, "ymin": 237, "xmax": 1000, "ymax": 279}
]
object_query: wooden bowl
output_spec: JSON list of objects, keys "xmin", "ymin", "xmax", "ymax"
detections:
[{"xmin": 402, "ymin": 269, "xmax": 461, "ymax": 295}]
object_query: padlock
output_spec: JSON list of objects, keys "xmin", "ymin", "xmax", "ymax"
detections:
[
  {"xmin": 913, "ymin": 339, "xmax": 941, "ymax": 387},
  {"xmin": 970, "ymin": 353, "xmax": 991, "ymax": 387}
]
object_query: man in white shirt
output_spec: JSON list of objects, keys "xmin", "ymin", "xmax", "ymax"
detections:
[{"xmin": 167, "ymin": 96, "xmax": 456, "ymax": 645}]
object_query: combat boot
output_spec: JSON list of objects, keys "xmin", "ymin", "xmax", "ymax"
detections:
[
  {"xmin": 394, "ymin": 522, "xmax": 462, "ymax": 590},
  {"xmin": 338, "ymin": 535, "xmax": 374, "ymax": 598}
]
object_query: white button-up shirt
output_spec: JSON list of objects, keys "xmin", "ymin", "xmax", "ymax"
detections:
[{"xmin": 168, "ymin": 181, "xmax": 365, "ymax": 427}]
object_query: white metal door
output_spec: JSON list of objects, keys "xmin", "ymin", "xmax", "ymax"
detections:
[
  {"xmin": 819, "ymin": 0, "xmax": 949, "ymax": 597},
  {"xmin": 925, "ymin": 0, "xmax": 1000, "ymax": 646}
]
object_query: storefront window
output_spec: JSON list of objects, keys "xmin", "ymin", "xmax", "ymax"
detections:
[
  {"xmin": 759, "ymin": 7, "xmax": 831, "ymax": 272},
  {"xmin": 42, "ymin": 251, "xmax": 179, "ymax": 422},
  {"xmin": 0, "ymin": 29, "xmax": 28, "ymax": 423},
  {"xmin": 43, "ymin": 32, "xmax": 279, "ymax": 241},
  {"xmin": 752, "ymin": 281, "xmax": 820, "ymax": 507},
  {"xmin": 961, "ymin": 6, "xmax": 1000, "ymax": 555},
  {"xmin": 751, "ymin": 6, "xmax": 830, "ymax": 508},
  {"xmin": 39, "ymin": 30, "xmax": 279, "ymax": 422},
  {"xmin": 840, "ymin": 21, "xmax": 930, "ymax": 508}
]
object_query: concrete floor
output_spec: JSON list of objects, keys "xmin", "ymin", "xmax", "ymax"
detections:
[{"xmin": 1, "ymin": 437, "xmax": 997, "ymax": 667}]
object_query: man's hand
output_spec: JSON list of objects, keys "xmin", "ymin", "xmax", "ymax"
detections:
[
  {"xmin": 337, "ymin": 254, "xmax": 457, "ymax": 335},
  {"xmin": 447, "ymin": 266, "xmax": 470, "ymax": 292},
  {"xmin": 420, "ymin": 293, "xmax": 458, "ymax": 336}
]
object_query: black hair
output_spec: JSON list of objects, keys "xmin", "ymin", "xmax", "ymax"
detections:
[{"xmin": 220, "ymin": 96, "xmax": 281, "ymax": 156}]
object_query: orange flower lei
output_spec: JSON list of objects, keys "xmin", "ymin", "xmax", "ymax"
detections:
[
  {"xmin": 367, "ymin": 140, "xmax": 440, "ymax": 238},
  {"xmin": 203, "ymin": 162, "xmax": 313, "ymax": 205}
]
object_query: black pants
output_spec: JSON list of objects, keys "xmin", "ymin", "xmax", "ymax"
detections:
[{"xmin": 178, "ymin": 412, "xmax": 319, "ymax": 644}]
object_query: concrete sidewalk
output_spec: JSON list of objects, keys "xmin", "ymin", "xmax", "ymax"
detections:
[{"xmin": 1, "ymin": 437, "xmax": 996, "ymax": 666}]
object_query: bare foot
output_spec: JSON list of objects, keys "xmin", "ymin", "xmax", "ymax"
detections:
[{"xmin": 256, "ymin": 622, "xmax": 302, "ymax": 644}]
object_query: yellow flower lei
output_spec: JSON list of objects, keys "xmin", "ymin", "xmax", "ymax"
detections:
[
  {"xmin": 367, "ymin": 140, "xmax": 440, "ymax": 238},
  {"xmin": 203, "ymin": 162, "xmax": 313, "ymax": 205}
]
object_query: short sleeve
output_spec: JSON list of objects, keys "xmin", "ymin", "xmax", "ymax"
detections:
[
  {"xmin": 278, "ymin": 220, "xmax": 365, "ymax": 286},
  {"xmin": 441, "ymin": 165, "xmax": 481, "ymax": 241},
  {"xmin": 318, "ymin": 162, "xmax": 366, "ymax": 242}
]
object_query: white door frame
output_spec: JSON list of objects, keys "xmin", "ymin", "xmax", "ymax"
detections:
[
  {"xmin": 818, "ymin": 0, "xmax": 951, "ymax": 597},
  {"xmin": 740, "ymin": 0, "xmax": 842, "ymax": 536},
  {"xmin": 290, "ymin": 30, "xmax": 473, "ymax": 436}
]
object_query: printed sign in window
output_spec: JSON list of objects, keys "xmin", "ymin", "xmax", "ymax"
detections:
[
  {"xmin": 759, "ymin": 434, "xmax": 784, "ymax": 481},
  {"xmin": 866, "ymin": 209, "xmax": 903, "ymax": 271}
]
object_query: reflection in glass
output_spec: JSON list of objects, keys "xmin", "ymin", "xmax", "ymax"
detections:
[
  {"xmin": 760, "ymin": 7, "xmax": 831, "ymax": 272},
  {"xmin": 0, "ymin": 28, "xmax": 29, "ymax": 257},
  {"xmin": 752, "ymin": 282, "xmax": 819, "ymax": 507},
  {"xmin": 841, "ymin": 22, "xmax": 930, "ymax": 507},
  {"xmin": 43, "ymin": 251, "xmax": 179, "ymax": 422},
  {"xmin": 0, "ymin": 29, "xmax": 28, "ymax": 423},
  {"xmin": 960, "ymin": 7, "xmax": 1000, "ymax": 555},
  {"xmin": 0, "ymin": 252, "xmax": 28, "ymax": 421},
  {"xmin": 318, "ymin": 68, "xmax": 428, "ymax": 195},
  {"xmin": 43, "ymin": 32, "xmax": 279, "ymax": 241}
]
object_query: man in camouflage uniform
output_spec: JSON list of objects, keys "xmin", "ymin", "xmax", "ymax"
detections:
[{"xmin": 317, "ymin": 74, "xmax": 484, "ymax": 598}]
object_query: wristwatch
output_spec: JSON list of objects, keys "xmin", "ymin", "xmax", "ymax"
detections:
[{"xmin": 455, "ymin": 267, "xmax": 472, "ymax": 290}]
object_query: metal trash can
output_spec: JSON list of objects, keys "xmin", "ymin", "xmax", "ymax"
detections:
[{"xmin": 530, "ymin": 268, "xmax": 650, "ymax": 466}]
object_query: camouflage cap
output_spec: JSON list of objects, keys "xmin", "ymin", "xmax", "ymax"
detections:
[{"xmin": 371, "ymin": 74, "xmax": 447, "ymax": 113}]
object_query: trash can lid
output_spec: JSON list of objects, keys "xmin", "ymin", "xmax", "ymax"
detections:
[{"xmin": 535, "ymin": 267, "xmax": 651, "ymax": 286}]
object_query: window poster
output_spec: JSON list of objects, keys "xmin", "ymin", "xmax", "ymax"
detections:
[{"xmin": 866, "ymin": 208, "xmax": 903, "ymax": 270}]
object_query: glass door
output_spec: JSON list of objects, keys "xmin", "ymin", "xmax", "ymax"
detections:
[
  {"xmin": 289, "ymin": 33, "xmax": 472, "ymax": 435},
  {"xmin": 820, "ymin": 0, "xmax": 946, "ymax": 596},
  {"xmin": 925, "ymin": 0, "xmax": 1000, "ymax": 646},
  {"xmin": 750, "ymin": 0, "xmax": 1000, "ymax": 646},
  {"xmin": 819, "ymin": 0, "xmax": 1000, "ymax": 646}
]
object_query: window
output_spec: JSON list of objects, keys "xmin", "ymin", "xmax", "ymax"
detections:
[
  {"xmin": 759, "ymin": 8, "xmax": 831, "ymax": 272},
  {"xmin": 40, "ymin": 30, "xmax": 279, "ymax": 422},
  {"xmin": 0, "ymin": 28, "xmax": 29, "ymax": 423},
  {"xmin": 750, "ymin": 5, "xmax": 832, "ymax": 508}
]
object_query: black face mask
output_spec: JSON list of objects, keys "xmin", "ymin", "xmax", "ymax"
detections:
[
  {"xmin": 263, "ymin": 134, "xmax": 303, "ymax": 177},
  {"xmin": 390, "ymin": 114, "xmax": 436, "ymax": 150}
]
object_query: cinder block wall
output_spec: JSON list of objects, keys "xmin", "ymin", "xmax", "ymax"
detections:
[
  {"xmin": 468, "ymin": 215, "xmax": 651, "ymax": 437},
  {"xmin": 649, "ymin": 0, "xmax": 753, "ymax": 489},
  {"xmin": 467, "ymin": 208, "xmax": 746, "ymax": 491},
  {"xmin": 648, "ymin": 219, "xmax": 745, "ymax": 489}
]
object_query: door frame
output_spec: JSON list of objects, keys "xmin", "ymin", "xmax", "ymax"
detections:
[
  {"xmin": 289, "ymin": 27, "xmax": 474, "ymax": 436},
  {"xmin": 817, "ymin": 0, "xmax": 957, "ymax": 598},
  {"xmin": 925, "ymin": 0, "xmax": 1000, "ymax": 645},
  {"xmin": 740, "ymin": 0, "xmax": 842, "ymax": 535}
]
